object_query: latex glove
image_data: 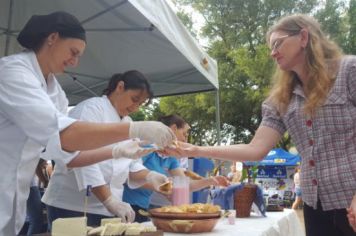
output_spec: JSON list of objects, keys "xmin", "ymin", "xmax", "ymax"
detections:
[
  {"xmin": 145, "ymin": 171, "xmax": 169, "ymax": 192},
  {"xmin": 159, "ymin": 141, "xmax": 197, "ymax": 158},
  {"xmin": 129, "ymin": 121, "xmax": 176, "ymax": 148},
  {"xmin": 112, "ymin": 139, "xmax": 156, "ymax": 159},
  {"xmin": 102, "ymin": 195, "xmax": 135, "ymax": 223}
]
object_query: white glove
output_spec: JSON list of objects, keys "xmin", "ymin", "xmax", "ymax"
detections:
[
  {"xmin": 145, "ymin": 171, "xmax": 169, "ymax": 192},
  {"xmin": 102, "ymin": 195, "xmax": 135, "ymax": 223},
  {"xmin": 129, "ymin": 121, "xmax": 176, "ymax": 148},
  {"xmin": 112, "ymin": 139, "xmax": 156, "ymax": 159}
]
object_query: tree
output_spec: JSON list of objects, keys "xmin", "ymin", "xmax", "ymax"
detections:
[
  {"xmin": 161, "ymin": 0, "xmax": 318, "ymax": 146},
  {"xmin": 159, "ymin": 93, "xmax": 218, "ymax": 145},
  {"xmin": 314, "ymin": 0, "xmax": 348, "ymax": 51},
  {"xmin": 145, "ymin": 0, "xmax": 353, "ymax": 149},
  {"xmin": 348, "ymin": 0, "xmax": 356, "ymax": 54}
]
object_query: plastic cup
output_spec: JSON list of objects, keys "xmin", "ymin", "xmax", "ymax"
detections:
[{"xmin": 172, "ymin": 176, "xmax": 190, "ymax": 205}]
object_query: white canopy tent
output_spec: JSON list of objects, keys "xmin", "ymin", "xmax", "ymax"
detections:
[
  {"xmin": 1, "ymin": 0, "xmax": 221, "ymax": 142},
  {"xmin": 0, "ymin": 0, "xmax": 218, "ymax": 104}
]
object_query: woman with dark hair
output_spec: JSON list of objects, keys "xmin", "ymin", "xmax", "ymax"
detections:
[
  {"xmin": 123, "ymin": 114, "xmax": 229, "ymax": 223},
  {"xmin": 43, "ymin": 71, "xmax": 169, "ymax": 228},
  {"xmin": 0, "ymin": 12, "xmax": 174, "ymax": 235}
]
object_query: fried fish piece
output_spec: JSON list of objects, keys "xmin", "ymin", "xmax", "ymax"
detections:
[
  {"xmin": 159, "ymin": 181, "xmax": 172, "ymax": 193},
  {"xmin": 184, "ymin": 170, "xmax": 203, "ymax": 180},
  {"xmin": 173, "ymin": 140, "xmax": 179, "ymax": 147}
]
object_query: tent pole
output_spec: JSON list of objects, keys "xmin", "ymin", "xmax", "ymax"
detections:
[
  {"xmin": 214, "ymin": 89, "xmax": 223, "ymax": 174},
  {"xmin": 215, "ymin": 89, "xmax": 221, "ymax": 145},
  {"xmin": 71, "ymin": 76, "xmax": 99, "ymax": 97},
  {"xmin": 4, "ymin": 0, "xmax": 14, "ymax": 56},
  {"xmin": 80, "ymin": 0, "xmax": 128, "ymax": 25}
]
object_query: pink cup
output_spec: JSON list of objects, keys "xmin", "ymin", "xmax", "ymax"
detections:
[{"xmin": 172, "ymin": 176, "xmax": 190, "ymax": 206}]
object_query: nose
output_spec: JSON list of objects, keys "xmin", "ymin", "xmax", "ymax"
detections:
[
  {"xmin": 270, "ymin": 49, "xmax": 278, "ymax": 58},
  {"xmin": 68, "ymin": 57, "xmax": 79, "ymax": 67}
]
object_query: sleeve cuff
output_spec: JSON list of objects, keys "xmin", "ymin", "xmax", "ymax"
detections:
[{"xmin": 42, "ymin": 113, "xmax": 79, "ymax": 166}]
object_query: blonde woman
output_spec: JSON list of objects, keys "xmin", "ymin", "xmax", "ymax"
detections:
[{"xmin": 165, "ymin": 14, "xmax": 356, "ymax": 236}]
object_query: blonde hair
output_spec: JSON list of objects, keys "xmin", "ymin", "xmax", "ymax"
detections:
[{"xmin": 266, "ymin": 14, "xmax": 342, "ymax": 115}]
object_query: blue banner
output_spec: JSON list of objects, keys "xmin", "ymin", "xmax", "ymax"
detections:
[
  {"xmin": 245, "ymin": 148, "xmax": 301, "ymax": 166},
  {"xmin": 256, "ymin": 166, "xmax": 286, "ymax": 178}
]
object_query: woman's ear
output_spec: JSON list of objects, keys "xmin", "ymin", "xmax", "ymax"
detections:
[
  {"xmin": 300, "ymin": 28, "xmax": 309, "ymax": 49},
  {"xmin": 115, "ymin": 81, "xmax": 125, "ymax": 94},
  {"xmin": 47, "ymin": 32, "xmax": 59, "ymax": 46},
  {"xmin": 170, "ymin": 124, "xmax": 178, "ymax": 132}
]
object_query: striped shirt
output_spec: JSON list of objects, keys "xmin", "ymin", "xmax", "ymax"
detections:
[{"xmin": 261, "ymin": 56, "xmax": 356, "ymax": 210}]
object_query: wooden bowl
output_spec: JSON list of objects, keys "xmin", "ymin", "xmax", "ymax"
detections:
[
  {"xmin": 148, "ymin": 208, "xmax": 221, "ymax": 219},
  {"xmin": 150, "ymin": 217, "xmax": 220, "ymax": 234}
]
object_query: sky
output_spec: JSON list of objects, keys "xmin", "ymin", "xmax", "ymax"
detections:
[{"xmin": 166, "ymin": 0, "xmax": 208, "ymax": 47}]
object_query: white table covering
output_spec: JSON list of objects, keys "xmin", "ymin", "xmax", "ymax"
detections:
[{"xmin": 147, "ymin": 209, "xmax": 305, "ymax": 236}]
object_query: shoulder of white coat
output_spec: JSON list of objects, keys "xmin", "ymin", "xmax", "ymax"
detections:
[
  {"xmin": 0, "ymin": 52, "xmax": 41, "ymax": 86},
  {"xmin": 69, "ymin": 96, "xmax": 106, "ymax": 120}
]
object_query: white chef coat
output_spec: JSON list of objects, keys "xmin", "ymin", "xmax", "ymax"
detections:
[
  {"xmin": 0, "ymin": 51, "xmax": 78, "ymax": 235},
  {"xmin": 42, "ymin": 96, "xmax": 146, "ymax": 216}
]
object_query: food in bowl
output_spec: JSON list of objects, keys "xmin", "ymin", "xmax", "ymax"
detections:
[{"xmin": 156, "ymin": 203, "xmax": 221, "ymax": 214}]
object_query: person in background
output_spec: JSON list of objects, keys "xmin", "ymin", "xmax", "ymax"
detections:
[
  {"xmin": 0, "ymin": 11, "xmax": 175, "ymax": 235},
  {"xmin": 227, "ymin": 162, "xmax": 242, "ymax": 183},
  {"xmin": 19, "ymin": 159, "xmax": 49, "ymax": 235},
  {"xmin": 161, "ymin": 115, "xmax": 199, "ymax": 180},
  {"xmin": 43, "ymin": 71, "xmax": 169, "ymax": 228},
  {"xmin": 165, "ymin": 14, "xmax": 356, "ymax": 236},
  {"xmin": 123, "ymin": 114, "xmax": 229, "ymax": 223},
  {"xmin": 292, "ymin": 166, "xmax": 303, "ymax": 210}
]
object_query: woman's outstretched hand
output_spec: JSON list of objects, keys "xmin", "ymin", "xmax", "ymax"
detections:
[{"xmin": 159, "ymin": 141, "xmax": 197, "ymax": 158}]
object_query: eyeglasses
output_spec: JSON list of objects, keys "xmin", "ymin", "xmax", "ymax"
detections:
[{"xmin": 270, "ymin": 33, "xmax": 298, "ymax": 53}]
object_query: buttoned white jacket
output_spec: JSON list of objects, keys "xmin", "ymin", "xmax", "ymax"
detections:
[{"xmin": 0, "ymin": 51, "xmax": 77, "ymax": 235}]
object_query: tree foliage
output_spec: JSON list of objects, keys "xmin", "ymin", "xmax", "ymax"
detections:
[{"xmin": 143, "ymin": 0, "xmax": 354, "ymax": 148}]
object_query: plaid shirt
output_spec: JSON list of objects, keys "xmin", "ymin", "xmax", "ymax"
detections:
[{"xmin": 261, "ymin": 56, "xmax": 356, "ymax": 210}]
